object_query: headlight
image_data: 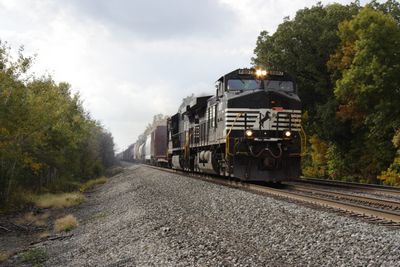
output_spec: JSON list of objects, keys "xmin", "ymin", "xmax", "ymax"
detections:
[
  {"xmin": 284, "ymin": 131, "xmax": 291, "ymax": 137},
  {"xmin": 255, "ymin": 69, "xmax": 267, "ymax": 77},
  {"xmin": 245, "ymin": 129, "xmax": 253, "ymax": 137}
]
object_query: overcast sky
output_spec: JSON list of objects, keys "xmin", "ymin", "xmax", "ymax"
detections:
[{"xmin": 0, "ymin": 0, "xmax": 371, "ymax": 151}]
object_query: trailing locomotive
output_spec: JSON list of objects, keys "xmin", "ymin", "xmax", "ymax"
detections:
[{"xmin": 168, "ymin": 68, "xmax": 302, "ymax": 182}]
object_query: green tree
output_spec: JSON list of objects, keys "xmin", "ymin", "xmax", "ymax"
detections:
[
  {"xmin": 328, "ymin": 6, "xmax": 400, "ymax": 181},
  {"xmin": 370, "ymin": 0, "xmax": 400, "ymax": 23},
  {"xmin": 253, "ymin": 3, "xmax": 359, "ymax": 117},
  {"xmin": 0, "ymin": 42, "xmax": 35, "ymax": 202},
  {"xmin": 0, "ymin": 41, "xmax": 115, "ymax": 208},
  {"xmin": 252, "ymin": 3, "xmax": 359, "ymax": 178}
]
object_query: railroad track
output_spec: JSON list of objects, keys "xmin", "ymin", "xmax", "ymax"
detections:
[
  {"xmin": 297, "ymin": 177, "xmax": 400, "ymax": 198},
  {"xmin": 286, "ymin": 184, "xmax": 400, "ymax": 212},
  {"xmin": 144, "ymin": 165, "xmax": 400, "ymax": 226}
]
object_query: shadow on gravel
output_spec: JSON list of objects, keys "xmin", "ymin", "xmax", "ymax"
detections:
[{"xmin": 250, "ymin": 181, "xmax": 288, "ymax": 189}]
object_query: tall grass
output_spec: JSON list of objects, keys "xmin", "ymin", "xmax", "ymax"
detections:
[
  {"xmin": 0, "ymin": 251, "xmax": 11, "ymax": 263},
  {"xmin": 1, "ymin": 176, "xmax": 108, "ymax": 213},
  {"xmin": 15, "ymin": 212, "xmax": 50, "ymax": 226},
  {"xmin": 80, "ymin": 177, "xmax": 107, "ymax": 192},
  {"xmin": 34, "ymin": 193, "xmax": 84, "ymax": 209}
]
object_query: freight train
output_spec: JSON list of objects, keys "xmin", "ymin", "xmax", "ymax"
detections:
[
  {"xmin": 118, "ymin": 143, "xmax": 136, "ymax": 162},
  {"xmin": 133, "ymin": 68, "xmax": 303, "ymax": 182}
]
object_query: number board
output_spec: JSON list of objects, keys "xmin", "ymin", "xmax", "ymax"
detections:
[
  {"xmin": 267, "ymin": 70, "xmax": 284, "ymax": 76},
  {"xmin": 238, "ymin": 69, "xmax": 254, "ymax": 75}
]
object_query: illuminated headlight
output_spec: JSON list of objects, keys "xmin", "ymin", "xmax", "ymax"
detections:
[
  {"xmin": 284, "ymin": 131, "xmax": 292, "ymax": 137},
  {"xmin": 255, "ymin": 69, "xmax": 267, "ymax": 77},
  {"xmin": 245, "ymin": 129, "xmax": 253, "ymax": 137}
]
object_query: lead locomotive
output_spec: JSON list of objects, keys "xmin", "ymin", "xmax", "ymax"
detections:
[{"xmin": 168, "ymin": 68, "xmax": 302, "ymax": 182}]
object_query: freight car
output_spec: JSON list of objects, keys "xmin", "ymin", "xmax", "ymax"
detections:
[
  {"xmin": 168, "ymin": 68, "xmax": 302, "ymax": 182},
  {"xmin": 143, "ymin": 126, "xmax": 169, "ymax": 166},
  {"xmin": 138, "ymin": 143, "xmax": 146, "ymax": 162},
  {"xmin": 120, "ymin": 143, "xmax": 135, "ymax": 162},
  {"xmin": 133, "ymin": 142, "xmax": 141, "ymax": 163}
]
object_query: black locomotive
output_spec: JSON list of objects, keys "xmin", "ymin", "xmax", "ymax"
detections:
[
  {"xmin": 168, "ymin": 68, "xmax": 302, "ymax": 182},
  {"xmin": 136, "ymin": 68, "xmax": 303, "ymax": 182}
]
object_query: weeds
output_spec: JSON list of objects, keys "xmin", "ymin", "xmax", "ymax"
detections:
[
  {"xmin": 0, "ymin": 251, "xmax": 11, "ymax": 263},
  {"xmin": 0, "ymin": 188, "xmax": 36, "ymax": 213},
  {"xmin": 80, "ymin": 177, "xmax": 107, "ymax": 193},
  {"xmin": 18, "ymin": 247, "xmax": 48, "ymax": 265},
  {"xmin": 54, "ymin": 214, "xmax": 78, "ymax": 232},
  {"xmin": 1, "ymin": 175, "xmax": 107, "ymax": 213},
  {"xmin": 15, "ymin": 212, "xmax": 50, "ymax": 226},
  {"xmin": 105, "ymin": 166, "xmax": 123, "ymax": 177},
  {"xmin": 37, "ymin": 231, "xmax": 50, "ymax": 239},
  {"xmin": 90, "ymin": 212, "xmax": 108, "ymax": 221},
  {"xmin": 34, "ymin": 193, "xmax": 84, "ymax": 209}
]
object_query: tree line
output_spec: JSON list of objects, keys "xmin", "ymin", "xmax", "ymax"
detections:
[
  {"xmin": 253, "ymin": 0, "xmax": 400, "ymax": 185},
  {"xmin": 0, "ymin": 42, "xmax": 115, "ymax": 210}
]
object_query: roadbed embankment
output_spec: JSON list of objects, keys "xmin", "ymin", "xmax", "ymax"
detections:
[{"xmin": 13, "ymin": 164, "xmax": 400, "ymax": 266}]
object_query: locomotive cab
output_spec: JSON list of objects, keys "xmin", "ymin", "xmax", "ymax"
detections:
[{"xmin": 219, "ymin": 68, "xmax": 302, "ymax": 181}]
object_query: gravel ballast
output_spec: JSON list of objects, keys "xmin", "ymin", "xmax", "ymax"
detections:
[{"xmin": 40, "ymin": 165, "xmax": 400, "ymax": 266}]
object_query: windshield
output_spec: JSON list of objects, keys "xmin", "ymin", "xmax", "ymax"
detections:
[
  {"xmin": 227, "ymin": 79, "xmax": 262, "ymax": 91},
  {"xmin": 227, "ymin": 79, "xmax": 294, "ymax": 92},
  {"xmin": 264, "ymin": 80, "xmax": 294, "ymax": 92}
]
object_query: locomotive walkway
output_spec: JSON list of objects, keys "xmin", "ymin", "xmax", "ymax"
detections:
[{"xmin": 15, "ymin": 164, "xmax": 400, "ymax": 266}]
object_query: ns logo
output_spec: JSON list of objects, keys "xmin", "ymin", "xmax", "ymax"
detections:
[{"xmin": 259, "ymin": 110, "xmax": 276, "ymax": 129}]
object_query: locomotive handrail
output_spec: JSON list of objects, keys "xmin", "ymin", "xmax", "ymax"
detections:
[
  {"xmin": 184, "ymin": 130, "xmax": 194, "ymax": 162},
  {"xmin": 225, "ymin": 112, "xmax": 244, "ymax": 160},
  {"xmin": 234, "ymin": 138, "xmax": 249, "ymax": 156},
  {"xmin": 300, "ymin": 124, "xmax": 307, "ymax": 156}
]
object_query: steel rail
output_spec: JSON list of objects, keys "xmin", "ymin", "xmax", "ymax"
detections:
[
  {"xmin": 288, "ymin": 185, "xmax": 400, "ymax": 210},
  {"xmin": 297, "ymin": 177, "xmax": 400, "ymax": 195}
]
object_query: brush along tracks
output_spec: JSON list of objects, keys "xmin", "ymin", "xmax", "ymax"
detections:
[{"xmin": 145, "ymin": 165, "xmax": 400, "ymax": 227}]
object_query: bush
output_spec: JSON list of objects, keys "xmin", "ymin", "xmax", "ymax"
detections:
[
  {"xmin": 302, "ymin": 135, "xmax": 329, "ymax": 178},
  {"xmin": 46, "ymin": 180, "xmax": 82, "ymax": 193},
  {"xmin": 0, "ymin": 188, "xmax": 36, "ymax": 213},
  {"xmin": 54, "ymin": 214, "xmax": 78, "ymax": 232},
  {"xmin": 379, "ymin": 130, "xmax": 400, "ymax": 186}
]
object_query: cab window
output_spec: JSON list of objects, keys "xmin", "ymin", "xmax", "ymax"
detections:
[{"xmin": 227, "ymin": 79, "xmax": 262, "ymax": 91}]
